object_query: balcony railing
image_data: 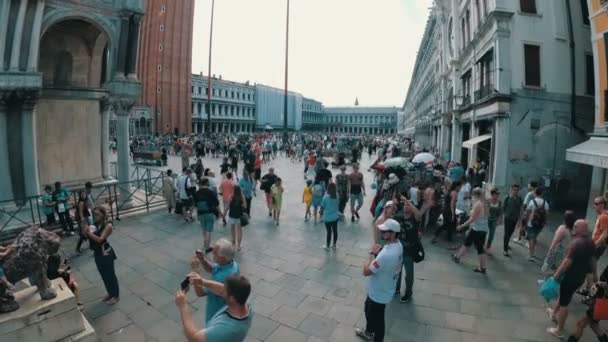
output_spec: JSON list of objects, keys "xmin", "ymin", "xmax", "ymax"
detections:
[{"xmin": 474, "ymin": 83, "xmax": 494, "ymax": 101}]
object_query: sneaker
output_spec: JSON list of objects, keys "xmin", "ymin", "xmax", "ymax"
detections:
[
  {"xmin": 322, "ymin": 245, "xmax": 330, "ymax": 250},
  {"xmin": 512, "ymin": 237, "xmax": 520, "ymax": 242},
  {"xmin": 351, "ymin": 216, "xmax": 355, "ymax": 222},
  {"xmin": 355, "ymin": 328, "xmax": 374, "ymax": 341},
  {"xmin": 400, "ymin": 294, "xmax": 412, "ymax": 303},
  {"xmin": 503, "ymin": 251, "xmax": 511, "ymax": 257},
  {"xmin": 355, "ymin": 211, "xmax": 360, "ymax": 220},
  {"xmin": 268, "ymin": 211, "xmax": 272, "ymax": 217},
  {"xmin": 528, "ymin": 256, "xmax": 536, "ymax": 262}
]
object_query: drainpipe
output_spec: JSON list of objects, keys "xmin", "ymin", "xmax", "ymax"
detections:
[{"xmin": 565, "ymin": 0, "xmax": 585, "ymax": 135}]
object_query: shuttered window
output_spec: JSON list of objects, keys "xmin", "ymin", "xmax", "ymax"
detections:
[
  {"xmin": 524, "ymin": 44, "xmax": 541, "ymax": 87},
  {"xmin": 586, "ymin": 54, "xmax": 595, "ymax": 95}
]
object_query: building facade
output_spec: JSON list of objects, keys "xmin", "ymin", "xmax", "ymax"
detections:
[
  {"xmin": 0, "ymin": 0, "xmax": 142, "ymax": 201},
  {"xmin": 255, "ymin": 84, "xmax": 303, "ymax": 131},
  {"xmin": 137, "ymin": 0, "xmax": 194, "ymax": 135},
  {"xmin": 402, "ymin": 0, "xmax": 595, "ymax": 198},
  {"xmin": 302, "ymin": 98, "xmax": 324, "ymax": 131},
  {"xmin": 323, "ymin": 107, "xmax": 398, "ymax": 134},
  {"xmin": 567, "ymin": 0, "xmax": 608, "ymax": 218},
  {"xmin": 191, "ymin": 74, "xmax": 256, "ymax": 133}
]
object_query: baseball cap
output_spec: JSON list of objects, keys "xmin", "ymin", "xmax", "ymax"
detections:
[{"xmin": 378, "ymin": 219, "xmax": 400, "ymax": 233}]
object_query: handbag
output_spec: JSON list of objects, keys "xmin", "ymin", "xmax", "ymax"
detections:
[
  {"xmin": 593, "ymin": 298, "xmax": 608, "ymax": 321},
  {"xmin": 539, "ymin": 277, "xmax": 560, "ymax": 303},
  {"xmin": 410, "ymin": 240, "xmax": 425, "ymax": 263},
  {"xmin": 240, "ymin": 214, "xmax": 249, "ymax": 227}
]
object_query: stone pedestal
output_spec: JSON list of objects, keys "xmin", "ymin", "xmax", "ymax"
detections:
[{"xmin": 0, "ymin": 278, "xmax": 96, "ymax": 342}]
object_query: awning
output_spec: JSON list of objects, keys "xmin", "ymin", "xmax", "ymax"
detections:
[
  {"xmin": 462, "ymin": 134, "xmax": 492, "ymax": 149},
  {"xmin": 566, "ymin": 137, "xmax": 608, "ymax": 168}
]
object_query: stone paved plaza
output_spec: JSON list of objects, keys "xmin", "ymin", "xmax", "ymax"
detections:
[{"xmin": 60, "ymin": 154, "xmax": 603, "ymax": 342}]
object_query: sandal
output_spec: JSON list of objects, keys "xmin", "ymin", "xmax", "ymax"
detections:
[
  {"xmin": 546, "ymin": 327, "xmax": 564, "ymax": 339},
  {"xmin": 545, "ymin": 308, "xmax": 557, "ymax": 323},
  {"xmin": 473, "ymin": 267, "xmax": 487, "ymax": 274}
]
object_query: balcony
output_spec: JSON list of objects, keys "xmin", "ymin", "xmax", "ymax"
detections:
[
  {"xmin": 474, "ymin": 83, "xmax": 494, "ymax": 102},
  {"xmin": 461, "ymin": 95, "xmax": 471, "ymax": 107}
]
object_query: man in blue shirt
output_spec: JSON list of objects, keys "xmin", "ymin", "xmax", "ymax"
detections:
[
  {"xmin": 176, "ymin": 274, "xmax": 252, "ymax": 342},
  {"xmin": 192, "ymin": 238, "xmax": 240, "ymax": 323}
]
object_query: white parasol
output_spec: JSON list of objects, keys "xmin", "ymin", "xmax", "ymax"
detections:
[
  {"xmin": 383, "ymin": 157, "xmax": 409, "ymax": 169},
  {"xmin": 412, "ymin": 152, "xmax": 435, "ymax": 165}
]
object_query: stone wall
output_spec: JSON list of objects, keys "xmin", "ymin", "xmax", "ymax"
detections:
[{"xmin": 36, "ymin": 98, "xmax": 102, "ymax": 186}]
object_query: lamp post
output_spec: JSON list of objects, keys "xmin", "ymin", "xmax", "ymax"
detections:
[
  {"xmin": 207, "ymin": 0, "xmax": 215, "ymax": 133},
  {"xmin": 283, "ymin": 0, "xmax": 290, "ymax": 140}
]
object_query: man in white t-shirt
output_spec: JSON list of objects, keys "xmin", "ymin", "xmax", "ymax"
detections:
[
  {"xmin": 515, "ymin": 181, "xmax": 538, "ymax": 242},
  {"xmin": 355, "ymin": 219, "xmax": 402, "ymax": 342},
  {"xmin": 177, "ymin": 167, "xmax": 195, "ymax": 222},
  {"xmin": 525, "ymin": 187, "xmax": 549, "ymax": 261}
]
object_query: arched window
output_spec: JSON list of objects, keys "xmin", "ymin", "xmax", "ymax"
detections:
[{"xmin": 54, "ymin": 51, "xmax": 73, "ymax": 86}]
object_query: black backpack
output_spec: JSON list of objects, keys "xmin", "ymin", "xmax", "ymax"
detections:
[{"xmin": 531, "ymin": 199, "xmax": 547, "ymax": 228}]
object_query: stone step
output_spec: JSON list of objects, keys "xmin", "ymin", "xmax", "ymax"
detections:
[{"xmin": 60, "ymin": 313, "xmax": 97, "ymax": 342}]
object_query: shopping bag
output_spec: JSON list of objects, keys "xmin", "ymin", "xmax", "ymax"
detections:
[{"xmin": 539, "ymin": 277, "xmax": 560, "ymax": 303}]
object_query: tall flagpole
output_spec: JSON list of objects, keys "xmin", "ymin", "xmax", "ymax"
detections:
[
  {"xmin": 207, "ymin": 0, "xmax": 215, "ymax": 133},
  {"xmin": 283, "ymin": 0, "xmax": 290, "ymax": 137}
]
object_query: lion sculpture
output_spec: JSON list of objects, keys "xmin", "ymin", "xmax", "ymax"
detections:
[{"xmin": 0, "ymin": 227, "xmax": 61, "ymax": 313}]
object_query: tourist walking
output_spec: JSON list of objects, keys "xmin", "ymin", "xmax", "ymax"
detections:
[
  {"xmin": 525, "ymin": 187, "xmax": 549, "ymax": 261},
  {"xmin": 177, "ymin": 168, "xmax": 195, "ymax": 222},
  {"xmin": 452, "ymin": 188, "xmax": 490, "ymax": 274},
  {"xmin": 336, "ymin": 165, "xmax": 349, "ymax": 215},
  {"xmin": 239, "ymin": 171, "xmax": 254, "ymax": 216},
  {"xmin": 86, "ymin": 206, "xmax": 119, "ymax": 305},
  {"xmin": 195, "ymin": 178, "xmax": 220, "ymax": 250},
  {"xmin": 349, "ymin": 163, "xmax": 366, "ymax": 222},
  {"xmin": 42, "ymin": 185, "xmax": 56, "ymax": 226},
  {"xmin": 394, "ymin": 197, "xmax": 421, "ymax": 303},
  {"xmin": 75, "ymin": 190, "xmax": 92, "ymax": 254},
  {"xmin": 260, "ymin": 168, "xmax": 278, "ymax": 217},
  {"xmin": 321, "ymin": 183, "xmax": 340, "ymax": 250},
  {"xmin": 355, "ymin": 219, "xmax": 403, "ymax": 342},
  {"xmin": 162, "ymin": 169, "xmax": 177, "ymax": 213},
  {"xmin": 228, "ymin": 185, "xmax": 247, "ymax": 251},
  {"xmin": 53, "ymin": 181, "xmax": 75, "ymax": 235},
  {"xmin": 270, "ymin": 178, "xmax": 284, "ymax": 226},
  {"xmin": 302, "ymin": 179, "xmax": 313, "ymax": 221},
  {"xmin": 486, "ymin": 188, "xmax": 503, "ymax": 255},
  {"xmin": 219, "ymin": 172, "xmax": 236, "ymax": 225},
  {"xmin": 432, "ymin": 181, "xmax": 460, "ymax": 245},
  {"xmin": 542, "ymin": 211, "xmax": 574, "ymax": 275},
  {"xmin": 311, "ymin": 177, "xmax": 325, "ymax": 224},
  {"xmin": 502, "ymin": 184, "xmax": 523, "ymax": 257}
]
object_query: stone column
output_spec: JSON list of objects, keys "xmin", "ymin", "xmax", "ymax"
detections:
[
  {"xmin": 116, "ymin": 13, "xmax": 130, "ymax": 78},
  {"xmin": 0, "ymin": 0, "xmax": 12, "ymax": 70},
  {"xmin": 126, "ymin": 14, "xmax": 142, "ymax": 80},
  {"xmin": 440, "ymin": 121, "xmax": 451, "ymax": 160},
  {"xmin": 492, "ymin": 117, "xmax": 509, "ymax": 188},
  {"xmin": 27, "ymin": 0, "xmax": 45, "ymax": 71},
  {"xmin": 112, "ymin": 98, "xmax": 135, "ymax": 204},
  {"xmin": 21, "ymin": 97, "xmax": 41, "ymax": 197},
  {"xmin": 9, "ymin": 0, "xmax": 28, "ymax": 71},
  {"xmin": 0, "ymin": 99, "xmax": 13, "ymax": 201},
  {"xmin": 100, "ymin": 99, "xmax": 111, "ymax": 179},
  {"xmin": 451, "ymin": 117, "xmax": 462, "ymax": 163}
]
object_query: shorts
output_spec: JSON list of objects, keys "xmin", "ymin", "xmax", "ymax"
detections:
[
  {"xmin": 349, "ymin": 193, "xmax": 363, "ymax": 206},
  {"xmin": 464, "ymin": 230, "xmax": 487, "ymax": 255},
  {"xmin": 312, "ymin": 196, "xmax": 323, "ymax": 208},
  {"xmin": 559, "ymin": 277, "xmax": 585, "ymax": 307},
  {"xmin": 526, "ymin": 225, "xmax": 543, "ymax": 241},
  {"xmin": 596, "ymin": 246, "xmax": 606, "ymax": 259},
  {"xmin": 228, "ymin": 217, "xmax": 241, "ymax": 225},
  {"xmin": 254, "ymin": 169, "xmax": 261, "ymax": 180},
  {"xmin": 199, "ymin": 213, "xmax": 215, "ymax": 232}
]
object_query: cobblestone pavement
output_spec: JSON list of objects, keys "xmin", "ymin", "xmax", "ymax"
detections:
[{"xmin": 61, "ymin": 153, "xmax": 605, "ymax": 341}]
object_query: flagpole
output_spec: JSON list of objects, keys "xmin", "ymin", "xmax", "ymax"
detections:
[
  {"xmin": 207, "ymin": 0, "xmax": 215, "ymax": 133},
  {"xmin": 283, "ymin": 0, "xmax": 290, "ymax": 137}
]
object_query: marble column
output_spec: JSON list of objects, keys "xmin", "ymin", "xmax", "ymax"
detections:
[
  {"xmin": 112, "ymin": 99, "xmax": 134, "ymax": 205},
  {"xmin": 9, "ymin": 0, "xmax": 27, "ymax": 71},
  {"xmin": 0, "ymin": 101, "xmax": 13, "ymax": 201},
  {"xmin": 126, "ymin": 14, "xmax": 141, "ymax": 80},
  {"xmin": 100, "ymin": 99, "xmax": 111, "ymax": 179},
  {"xmin": 27, "ymin": 0, "xmax": 45, "ymax": 71},
  {"xmin": 492, "ymin": 117, "xmax": 509, "ymax": 188},
  {"xmin": 0, "ymin": 0, "xmax": 12, "ymax": 70},
  {"xmin": 21, "ymin": 99, "xmax": 40, "ymax": 197},
  {"xmin": 451, "ymin": 117, "xmax": 462, "ymax": 163}
]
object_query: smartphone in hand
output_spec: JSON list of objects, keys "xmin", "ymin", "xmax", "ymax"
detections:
[{"xmin": 180, "ymin": 277, "xmax": 190, "ymax": 292}]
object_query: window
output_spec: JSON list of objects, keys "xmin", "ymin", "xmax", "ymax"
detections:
[
  {"xmin": 157, "ymin": 64, "xmax": 162, "ymax": 71},
  {"xmin": 581, "ymin": 0, "xmax": 590, "ymax": 25},
  {"xmin": 461, "ymin": 18, "xmax": 466, "ymax": 49},
  {"xmin": 476, "ymin": 49, "xmax": 494, "ymax": 99},
  {"xmin": 465, "ymin": 10, "xmax": 471, "ymax": 43},
  {"xmin": 520, "ymin": 0, "xmax": 537, "ymax": 14},
  {"xmin": 160, "ymin": 24, "xmax": 164, "ymax": 32},
  {"xmin": 197, "ymin": 103, "xmax": 202, "ymax": 114},
  {"xmin": 586, "ymin": 54, "xmax": 595, "ymax": 95},
  {"xmin": 159, "ymin": 43, "xmax": 163, "ymax": 51},
  {"xmin": 157, "ymin": 86, "xmax": 161, "ymax": 93},
  {"xmin": 198, "ymin": 86, "xmax": 202, "ymax": 94},
  {"xmin": 161, "ymin": 4, "xmax": 166, "ymax": 12},
  {"xmin": 461, "ymin": 70, "xmax": 472, "ymax": 105},
  {"xmin": 524, "ymin": 44, "xmax": 541, "ymax": 87}
]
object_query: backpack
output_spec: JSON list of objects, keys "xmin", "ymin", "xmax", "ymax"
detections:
[
  {"xmin": 531, "ymin": 199, "xmax": 547, "ymax": 228},
  {"xmin": 312, "ymin": 184, "xmax": 324, "ymax": 197}
]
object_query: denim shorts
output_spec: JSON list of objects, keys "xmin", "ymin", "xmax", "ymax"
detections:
[
  {"xmin": 199, "ymin": 213, "xmax": 215, "ymax": 232},
  {"xmin": 349, "ymin": 193, "xmax": 363, "ymax": 205},
  {"xmin": 526, "ymin": 225, "xmax": 543, "ymax": 241}
]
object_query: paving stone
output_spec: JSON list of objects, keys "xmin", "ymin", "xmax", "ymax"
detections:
[
  {"xmin": 103, "ymin": 323, "xmax": 146, "ymax": 342},
  {"xmin": 424, "ymin": 326, "xmax": 463, "ymax": 342},
  {"xmin": 145, "ymin": 318, "xmax": 184, "ymax": 342},
  {"xmin": 248, "ymin": 313, "xmax": 280, "ymax": 340},
  {"xmin": 445, "ymin": 311, "xmax": 478, "ymax": 332},
  {"xmin": 265, "ymin": 325, "xmax": 309, "ymax": 342},
  {"xmin": 300, "ymin": 280, "xmax": 331, "ymax": 298},
  {"xmin": 270, "ymin": 305, "xmax": 309, "ymax": 328},
  {"xmin": 326, "ymin": 303, "xmax": 362, "ymax": 326},
  {"xmin": 298, "ymin": 313, "xmax": 338, "ymax": 339},
  {"xmin": 251, "ymin": 294, "xmax": 281, "ymax": 317},
  {"xmin": 93, "ymin": 309, "xmax": 133, "ymax": 335},
  {"xmin": 297, "ymin": 295, "xmax": 332, "ymax": 316},
  {"xmin": 273, "ymin": 288, "xmax": 308, "ymax": 307},
  {"xmin": 254, "ymin": 279, "xmax": 283, "ymax": 298}
]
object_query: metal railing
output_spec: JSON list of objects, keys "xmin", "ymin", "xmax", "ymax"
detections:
[{"xmin": 0, "ymin": 166, "xmax": 170, "ymax": 242}]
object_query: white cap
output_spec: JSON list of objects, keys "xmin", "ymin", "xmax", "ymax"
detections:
[{"xmin": 378, "ymin": 219, "xmax": 400, "ymax": 233}]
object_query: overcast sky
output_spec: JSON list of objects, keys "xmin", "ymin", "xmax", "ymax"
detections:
[{"xmin": 192, "ymin": 0, "xmax": 433, "ymax": 107}]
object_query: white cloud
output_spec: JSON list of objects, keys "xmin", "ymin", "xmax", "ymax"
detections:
[{"xmin": 192, "ymin": 0, "xmax": 432, "ymax": 107}]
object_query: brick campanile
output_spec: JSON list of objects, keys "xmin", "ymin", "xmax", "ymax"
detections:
[{"xmin": 138, "ymin": 0, "xmax": 195, "ymax": 135}]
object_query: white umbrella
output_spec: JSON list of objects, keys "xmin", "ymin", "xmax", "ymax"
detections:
[
  {"xmin": 412, "ymin": 152, "xmax": 435, "ymax": 165},
  {"xmin": 264, "ymin": 125, "xmax": 274, "ymax": 130}
]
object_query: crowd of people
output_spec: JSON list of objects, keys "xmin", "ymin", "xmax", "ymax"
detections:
[{"xmin": 12, "ymin": 130, "xmax": 608, "ymax": 342}]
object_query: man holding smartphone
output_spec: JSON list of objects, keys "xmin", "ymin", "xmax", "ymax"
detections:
[
  {"xmin": 191, "ymin": 238, "xmax": 240, "ymax": 323},
  {"xmin": 355, "ymin": 219, "xmax": 403, "ymax": 342},
  {"xmin": 176, "ymin": 274, "xmax": 252, "ymax": 342}
]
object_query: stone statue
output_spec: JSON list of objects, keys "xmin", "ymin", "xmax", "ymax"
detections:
[{"xmin": 0, "ymin": 227, "xmax": 61, "ymax": 313}]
